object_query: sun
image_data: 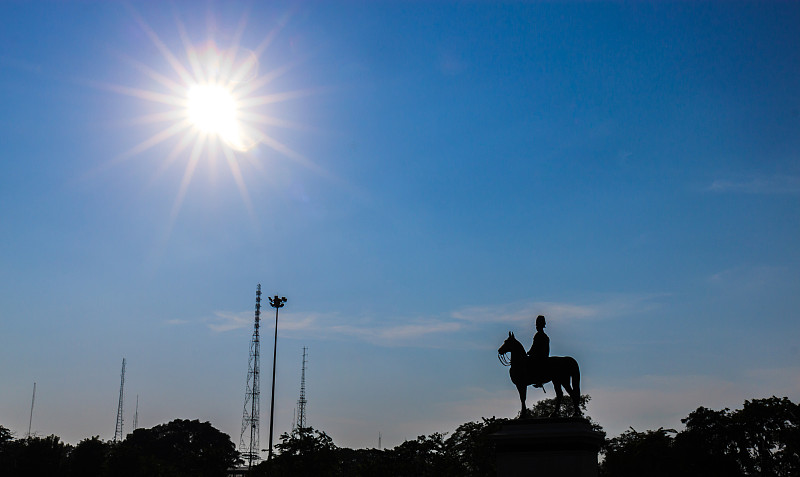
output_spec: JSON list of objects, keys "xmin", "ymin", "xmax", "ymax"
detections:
[
  {"xmin": 186, "ymin": 84, "xmax": 243, "ymax": 150},
  {"xmin": 102, "ymin": 8, "xmax": 317, "ymax": 229}
]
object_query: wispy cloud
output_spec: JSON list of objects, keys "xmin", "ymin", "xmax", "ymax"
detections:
[
  {"xmin": 707, "ymin": 264, "xmax": 789, "ymax": 293},
  {"xmin": 329, "ymin": 321, "xmax": 462, "ymax": 343},
  {"xmin": 207, "ymin": 294, "xmax": 664, "ymax": 348},
  {"xmin": 451, "ymin": 294, "xmax": 664, "ymax": 325},
  {"xmin": 208, "ymin": 310, "xmax": 331, "ymax": 333},
  {"xmin": 451, "ymin": 302, "xmax": 595, "ymax": 324},
  {"xmin": 207, "ymin": 307, "xmax": 462, "ymax": 347},
  {"xmin": 207, "ymin": 311, "xmax": 253, "ymax": 332},
  {"xmin": 708, "ymin": 174, "xmax": 800, "ymax": 195}
]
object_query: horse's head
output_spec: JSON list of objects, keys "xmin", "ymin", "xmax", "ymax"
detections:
[{"xmin": 498, "ymin": 331, "xmax": 521, "ymax": 355}]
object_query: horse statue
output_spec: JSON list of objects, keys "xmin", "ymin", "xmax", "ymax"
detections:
[{"xmin": 498, "ymin": 331, "xmax": 582, "ymax": 418}]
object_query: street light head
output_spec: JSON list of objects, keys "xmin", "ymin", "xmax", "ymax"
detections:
[{"xmin": 268, "ymin": 295, "xmax": 287, "ymax": 308}]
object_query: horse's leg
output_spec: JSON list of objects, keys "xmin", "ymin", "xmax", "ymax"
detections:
[
  {"xmin": 562, "ymin": 380, "xmax": 581, "ymax": 417},
  {"xmin": 562, "ymin": 380, "xmax": 573, "ymax": 405},
  {"xmin": 517, "ymin": 383, "xmax": 528, "ymax": 418},
  {"xmin": 552, "ymin": 382, "xmax": 563, "ymax": 417},
  {"xmin": 571, "ymin": 361, "xmax": 582, "ymax": 416}
]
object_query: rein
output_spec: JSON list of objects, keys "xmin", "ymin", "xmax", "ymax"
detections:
[{"xmin": 498, "ymin": 352, "xmax": 511, "ymax": 366}]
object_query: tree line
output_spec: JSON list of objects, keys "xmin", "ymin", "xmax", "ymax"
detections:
[
  {"xmin": 1, "ymin": 395, "xmax": 797, "ymax": 476},
  {"xmin": 602, "ymin": 396, "xmax": 800, "ymax": 476},
  {"xmin": 0, "ymin": 419, "xmax": 238, "ymax": 477}
]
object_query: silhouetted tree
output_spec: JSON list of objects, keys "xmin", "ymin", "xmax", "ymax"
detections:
[
  {"xmin": 0, "ymin": 426, "xmax": 16, "ymax": 475},
  {"xmin": 105, "ymin": 419, "xmax": 239, "ymax": 477},
  {"xmin": 6, "ymin": 434, "xmax": 71, "ymax": 477},
  {"xmin": 601, "ymin": 396, "xmax": 800, "ymax": 477},
  {"xmin": 601, "ymin": 427, "xmax": 678, "ymax": 477},
  {"xmin": 0, "ymin": 425, "xmax": 12, "ymax": 444},
  {"xmin": 2, "ymin": 395, "xmax": 796, "ymax": 476},
  {"xmin": 386, "ymin": 432, "xmax": 454, "ymax": 476},
  {"xmin": 733, "ymin": 396, "xmax": 800, "ymax": 476},
  {"xmin": 443, "ymin": 417, "xmax": 509, "ymax": 476},
  {"xmin": 674, "ymin": 406, "xmax": 743, "ymax": 476},
  {"xmin": 67, "ymin": 436, "xmax": 111, "ymax": 477},
  {"xmin": 258, "ymin": 426, "xmax": 339, "ymax": 476},
  {"xmin": 524, "ymin": 392, "xmax": 589, "ymax": 418},
  {"xmin": 336, "ymin": 447, "xmax": 393, "ymax": 476}
]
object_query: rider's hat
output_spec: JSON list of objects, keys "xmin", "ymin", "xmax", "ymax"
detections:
[{"xmin": 536, "ymin": 315, "xmax": 546, "ymax": 327}]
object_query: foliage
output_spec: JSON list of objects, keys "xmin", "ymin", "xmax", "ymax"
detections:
[
  {"xmin": 0, "ymin": 425, "xmax": 14, "ymax": 471},
  {"xmin": 105, "ymin": 419, "xmax": 239, "ymax": 477},
  {"xmin": 525, "ymin": 392, "xmax": 583, "ymax": 417},
  {"xmin": 601, "ymin": 396, "xmax": 800, "ymax": 477},
  {"xmin": 256, "ymin": 426, "xmax": 339, "ymax": 476},
  {"xmin": 385, "ymin": 431, "xmax": 453, "ymax": 476},
  {"xmin": 0, "ymin": 425, "xmax": 13, "ymax": 444},
  {"xmin": 1, "ymin": 395, "xmax": 798, "ymax": 476},
  {"xmin": 67, "ymin": 436, "xmax": 111, "ymax": 477},
  {"xmin": 601, "ymin": 427, "xmax": 679, "ymax": 477},
  {"xmin": 336, "ymin": 447, "xmax": 394, "ymax": 476},
  {"xmin": 0, "ymin": 420, "xmax": 238, "ymax": 477},
  {"xmin": 275, "ymin": 426, "xmax": 337, "ymax": 457},
  {"xmin": 256, "ymin": 418, "xmax": 511, "ymax": 477},
  {"xmin": 524, "ymin": 393, "xmax": 604, "ymax": 432},
  {"xmin": 733, "ymin": 396, "xmax": 800, "ymax": 476},
  {"xmin": 442, "ymin": 416, "xmax": 509, "ymax": 476},
  {"xmin": 674, "ymin": 406, "xmax": 744, "ymax": 476},
  {"xmin": 0, "ymin": 434, "xmax": 72, "ymax": 477}
]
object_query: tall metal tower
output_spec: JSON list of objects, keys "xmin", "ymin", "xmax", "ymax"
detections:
[
  {"xmin": 114, "ymin": 358, "xmax": 126, "ymax": 442},
  {"xmin": 296, "ymin": 347, "xmax": 308, "ymax": 429},
  {"xmin": 239, "ymin": 285, "xmax": 262, "ymax": 468}
]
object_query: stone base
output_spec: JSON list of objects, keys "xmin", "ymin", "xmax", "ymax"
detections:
[{"xmin": 491, "ymin": 417, "xmax": 605, "ymax": 477}]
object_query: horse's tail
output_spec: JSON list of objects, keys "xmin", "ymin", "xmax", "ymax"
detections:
[{"xmin": 572, "ymin": 357, "xmax": 581, "ymax": 399}]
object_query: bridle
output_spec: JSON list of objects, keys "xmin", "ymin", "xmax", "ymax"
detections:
[
  {"xmin": 498, "ymin": 347, "xmax": 511, "ymax": 367},
  {"xmin": 497, "ymin": 336, "xmax": 547, "ymax": 394},
  {"xmin": 498, "ymin": 352, "xmax": 511, "ymax": 366}
]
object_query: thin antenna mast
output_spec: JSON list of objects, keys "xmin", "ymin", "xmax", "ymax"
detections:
[
  {"xmin": 26, "ymin": 382, "xmax": 36, "ymax": 437},
  {"xmin": 133, "ymin": 395, "xmax": 139, "ymax": 430},
  {"xmin": 114, "ymin": 358, "xmax": 126, "ymax": 442}
]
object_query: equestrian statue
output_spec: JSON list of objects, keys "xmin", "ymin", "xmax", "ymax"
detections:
[{"xmin": 498, "ymin": 315, "xmax": 582, "ymax": 418}]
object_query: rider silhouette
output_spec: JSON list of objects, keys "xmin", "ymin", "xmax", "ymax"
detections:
[{"xmin": 527, "ymin": 315, "xmax": 549, "ymax": 387}]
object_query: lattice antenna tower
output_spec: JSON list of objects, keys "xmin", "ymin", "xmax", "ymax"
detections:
[
  {"xmin": 114, "ymin": 358, "xmax": 126, "ymax": 442},
  {"xmin": 296, "ymin": 347, "xmax": 308, "ymax": 429},
  {"xmin": 239, "ymin": 285, "xmax": 262, "ymax": 468}
]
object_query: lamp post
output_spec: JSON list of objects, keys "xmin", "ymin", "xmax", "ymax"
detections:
[{"xmin": 267, "ymin": 295, "xmax": 287, "ymax": 462}]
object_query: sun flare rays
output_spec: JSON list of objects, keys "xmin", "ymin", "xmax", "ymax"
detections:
[{"xmin": 104, "ymin": 8, "xmax": 317, "ymax": 235}]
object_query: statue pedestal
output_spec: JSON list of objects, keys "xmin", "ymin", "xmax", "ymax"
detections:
[{"xmin": 491, "ymin": 417, "xmax": 604, "ymax": 477}]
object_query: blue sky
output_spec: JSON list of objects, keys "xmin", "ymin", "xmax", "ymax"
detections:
[{"xmin": 1, "ymin": 1, "xmax": 799, "ymax": 451}]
